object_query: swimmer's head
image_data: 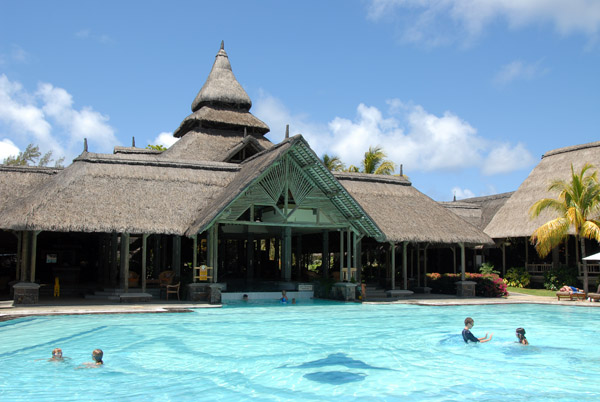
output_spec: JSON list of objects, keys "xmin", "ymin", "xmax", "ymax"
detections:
[
  {"xmin": 52, "ymin": 348, "xmax": 62, "ymax": 359},
  {"xmin": 242, "ymin": 294, "xmax": 248, "ymax": 300},
  {"xmin": 464, "ymin": 317, "xmax": 474, "ymax": 327},
  {"xmin": 92, "ymin": 349, "xmax": 103, "ymax": 364},
  {"xmin": 516, "ymin": 328, "xmax": 526, "ymax": 340}
]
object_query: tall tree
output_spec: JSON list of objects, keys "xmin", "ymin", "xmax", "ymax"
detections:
[
  {"xmin": 2, "ymin": 143, "xmax": 64, "ymax": 168},
  {"xmin": 361, "ymin": 146, "xmax": 395, "ymax": 175},
  {"xmin": 321, "ymin": 154, "xmax": 345, "ymax": 172},
  {"xmin": 530, "ymin": 163, "xmax": 600, "ymax": 292}
]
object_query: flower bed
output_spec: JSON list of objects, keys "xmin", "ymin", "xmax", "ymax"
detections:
[{"xmin": 425, "ymin": 273, "xmax": 508, "ymax": 297}]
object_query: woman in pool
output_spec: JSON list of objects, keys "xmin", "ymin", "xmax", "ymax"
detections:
[
  {"xmin": 462, "ymin": 317, "xmax": 493, "ymax": 343},
  {"xmin": 516, "ymin": 328, "xmax": 529, "ymax": 345}
]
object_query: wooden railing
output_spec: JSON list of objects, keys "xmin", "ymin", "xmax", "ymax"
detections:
[
  {"xmin": 578, "ymin": 263, "xmax": 600, "ymax": 274},
  {"xmin": 526, "ymin": 263, "xmax": 553, "ymax": 274}
]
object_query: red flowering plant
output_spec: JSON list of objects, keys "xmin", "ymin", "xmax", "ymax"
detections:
[{"xmin": 425, "ymin": 272, "xmax": 508, "ymax": 297}]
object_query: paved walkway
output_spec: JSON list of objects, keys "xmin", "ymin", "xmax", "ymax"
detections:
[{"xmin": 1, "ymin": 291, "xmax": 598, "ymax": 321}]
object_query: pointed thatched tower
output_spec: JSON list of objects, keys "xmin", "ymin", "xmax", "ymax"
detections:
[{"xmin": 164, "ymin": 41, "xmax": 272, "ymax": 163}]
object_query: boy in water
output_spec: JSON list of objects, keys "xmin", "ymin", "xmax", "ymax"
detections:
[
  {"xmin": 77, "ymin": 349, "xmax": 104, "ymax": 368},
  {"xmin": 516, "ymin": 328, "xmax": 529, "ymax": 345},
  {"xmin": 462, "ymin": 317, "xmax": 493, "ymax": 343},
  {"xmin": 51, "ymin": 348, "xmax": 63, "ymax": 361},
  {"xmin": 280, "ymin": 290, "xmax": 288, "ymax": 303}
]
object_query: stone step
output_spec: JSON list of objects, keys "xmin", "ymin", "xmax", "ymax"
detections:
[{"xmin": 84, "ymin": 294, "xmax": 120, "ymax": 301}]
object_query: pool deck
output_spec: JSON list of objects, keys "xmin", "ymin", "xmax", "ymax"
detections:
[{"xmin": 1, "ymin": 291, "xmax": 598, "ymax": 321}]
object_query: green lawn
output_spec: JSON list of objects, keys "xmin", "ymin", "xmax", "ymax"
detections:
[{"xmin": 507, "ymin": 287, "xmax": 556, "ymax": 297}]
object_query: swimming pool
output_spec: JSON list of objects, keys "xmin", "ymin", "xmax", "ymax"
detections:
[{"xmin": 1, "ymin": 302, "xmax": 599, "ymax": 401}]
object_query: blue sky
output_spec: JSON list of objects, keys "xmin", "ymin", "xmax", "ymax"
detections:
[{"xmin": 1, "ymin": 0, "xmax": 598, "ymax": 201}]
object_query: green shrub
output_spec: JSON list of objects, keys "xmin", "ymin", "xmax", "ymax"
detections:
[
  {"xmin": 504, "ymin": 267, "xmax": 531, "ymax": 288},
  {"xmin": 543, "ymin": 265, "xmax": 579, "ymax": 290},
  {"xmin": 479, "ymin": 263, "xmax": 500, "ymax": 275}
]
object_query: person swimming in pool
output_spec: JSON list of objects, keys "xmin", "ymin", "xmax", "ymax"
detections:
[
  {"xmin": 51, "ymin": 348, "xmax": 63, "ymax": 361},
  {"xmin": 462, "ymin": 317, "xmax": 493, "ymax": 343},
  {"xmin": 77, "ymin": 349, "xmax": 104, "ymax": 369},
  {"xmin": 516, "ymin": 328, "xmax": 529, "ymax": 345},
  {"xmin": 280, "ymin": 290, "xmax": 288, "ymax": 303}
]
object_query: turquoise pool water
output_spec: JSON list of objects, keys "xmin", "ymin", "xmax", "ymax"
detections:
[{"xmin": 1, "ymin": 302, "xmax": 599, "ymax": 401}]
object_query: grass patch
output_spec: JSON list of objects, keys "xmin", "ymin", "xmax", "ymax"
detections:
[{"xmin": 507, "ymin": 287, "xmax": 555, "ymax": 297}]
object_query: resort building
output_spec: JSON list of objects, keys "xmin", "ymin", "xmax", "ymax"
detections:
[{"xmin": 0, "ymin": 42, "xmax": 493, "ymax": 302}]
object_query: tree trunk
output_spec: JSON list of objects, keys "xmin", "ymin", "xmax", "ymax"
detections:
[{"xmin": 579, "ymin": 236, "xmax": 588, "ymax": 293}]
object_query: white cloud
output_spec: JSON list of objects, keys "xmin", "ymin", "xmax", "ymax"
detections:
[
  {"xmin": 482, "ymin": 142, "xmax": 535, "ymax": 175},
  {"xmin": 153, "ymin": 132, "xmax": 179, "ymax": 148},
  {"xmin": 493, "ymin": 60, "xmax": 547, "ymax": 85},
  {"xmin": 75, "ymin": 29, "xmax": 112, "ymax": 44},
  {"xmin": 0, "ymin": 74, "xmax": 118, "ymax": 164},
  {"xmin": 0, "ymin": 138, "xmax": 20, "ymax": 161},
  {"xmin": 367, "ymin": 0, "xmax": 600, "ymax": 45},
  {"xmin": 452, "ymin": 186, "xmax": 475, "ymax": 200},
  {"xmin": 254, "ymin": 91, "xmax": 534, "ymax": 177}
]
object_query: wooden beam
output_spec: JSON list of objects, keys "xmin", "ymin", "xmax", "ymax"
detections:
[
  {"xmin": 346, "ymin": 229, "xmax": 351, "ymax": 276},
  {"xmin": 218, "ymin": 220, "xmax": 350, "ymax": 229},
  {"xmin": 192, "ymin": 234, "xmax": 198, "ymax": 283},
  {"xmin": 322, "ymin": 230, "xmax": 329, "ymax": 278},
  {"xmin": 390, "ymin": 242, "xmax": 396, "ymax": 290},
  {"xmin": 403, "ymin": 241, "xmax": 408, "ymax": 290},
  {"xmin": 21, "ymin": 231, "xmax": 29, "ymax": 282},
  {"xmin": 283, "ymin": 227, "xmax": 292, "ymax": 281},
  {"xmin": 30, "ymin": 231, "xmax": 39, "ymax": 283},
  {"xmin": 111, "ymin": 232, "xmax": 118, "ymax": 287},
  {"xmin": 460, "ymin": 242, "xmax": 466, "ymax": 281},
  {"xmin": 120, "ymin": 233, "xmax": 130, "ymax": 292},
  {"xmin": 142, "ymin": 234, "xmax": 148, "ymax": 292},
  {"xmin": 15, "ymin": 231, "xmax": 22, "ymax": 281}
]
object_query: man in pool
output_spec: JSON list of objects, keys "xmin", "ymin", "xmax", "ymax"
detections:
[{"xmin": 462, "ymin": 317, "xmax": 492, "ymax": 343}]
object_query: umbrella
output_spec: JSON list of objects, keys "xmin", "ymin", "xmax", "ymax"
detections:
[{"xmin": 583, "ymin": 252, "xmax": 600, "ymax": 261}]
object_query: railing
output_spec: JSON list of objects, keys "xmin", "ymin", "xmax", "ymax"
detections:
[
  {"xmin": 578, "ymin": 263, "xmax": 600, "ymax": 275},
  {"xmin": 526, "ymin": 263, "xmax": 553, "ymax": 274}
]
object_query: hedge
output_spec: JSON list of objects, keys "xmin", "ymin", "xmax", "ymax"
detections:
[{"xmin": 426, "ymin": 273, "xmax": 508, "ymax": 297}]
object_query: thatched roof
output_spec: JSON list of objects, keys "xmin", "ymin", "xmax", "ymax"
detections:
[
  {"xmin": 192, "ymin": 41, "xmax": 252, "ymax": 112},
  {"xmin": 336, "ymin": 172, "xmax": 494, "ymax": 245},
  {"xmin": 0, "ymin": 166, "xmax": 62, "ymax": 213},
  {"xmin": 440, "ymin": 192, "xmax": 513, "ymax": 231},
  {"xmin": 162, "ymin": 130, "xmax": 272, "ymax": 163},
  {"xmin": 174, "ymin": 42, "xmax": 269, "ymax": 138},
  {"xmin": 0, "ymin": 153, "xmax": 239, "ymax": 235},
  {"xmin": 485, "ymin": 141, "xmax": 600, "ymax": 239}
]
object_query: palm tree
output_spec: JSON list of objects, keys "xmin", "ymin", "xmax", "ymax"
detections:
[
  {"xmin": 321, "ymin": 154, "xmax": 345, "ymax": 172},
  {"xmin": 361, "ymin": 146, "xmax": 395, "ymax": 175},
  {"xmin": 529, "ymin": 163, "xmax": 600, "ymax": 292}
]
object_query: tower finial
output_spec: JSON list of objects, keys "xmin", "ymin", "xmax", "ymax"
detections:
[
  {"xmin": 285, "ymin": 124, "xmax": 290, "ymax": 139},
  {"xmin": 220, "ymin": 40, "xmax": 224, "ymax": 50},
  {"xmin": 83, "ymin": 138, "xmax": 88, "ymax": 152},
  {"xmin": 132, "ymin": 136, "xmax": 136, "ymax": 147}
]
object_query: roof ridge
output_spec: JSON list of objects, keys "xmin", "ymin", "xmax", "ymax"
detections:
[{"xmin": 542, "ymin": 141, "xmax": 600, "ymax": 159}]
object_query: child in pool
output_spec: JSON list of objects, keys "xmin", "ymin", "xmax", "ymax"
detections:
[
  {"xmin": 77, "ymin": 349, "xmax": 104, "ymax": 368},
  {"xmin": 51, "ymin": 348, "xmax": 63, "ymax": 361},
  {"xmin": 462, "ymin": 317, "xmax": 493, "ymax": 343},
  {"xmin": 516, "ymin": 328, "xmax": 529, "ymax": 345},
  {"xmin": 280, "ymin": 290, "xmax": 288, "ymax": 303}
]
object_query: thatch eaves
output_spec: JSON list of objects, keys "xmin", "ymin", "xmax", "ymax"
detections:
[
  {"xmin": 485, "ymin": 141, "xmax": 600, "ymax": 239},
  {"xmin": 173, "ymin": 106, "xmax": 270, "ymax": 138},
  {"xmin": 336, "ymin": 172, "xmax": 494, "ymax": 245}
]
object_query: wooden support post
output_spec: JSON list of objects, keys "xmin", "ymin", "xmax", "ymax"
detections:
[
  {"xmin": 390, "ymin": 242, "xmax": 396, "ymax": 290},
  {"xmin": 423, "ymin": 244, "xmax": 428, "ymax": 287},
  {"xmin": 247, "ymin": 233, "xmax": 255, "ymax": 280},
  {"xmin": 21, "ymin": 231, "xmax": 29, "ymax": 282},
  {"xmin": 283, "ymin": 227, "xmax": 292, "ymax": 281},
  {"xmin": 153, "ymin": 235, "xmax": 160, "ymax": 274},
  {"xmin": 356, "ymin": 235, "xmax": 362, "ymax": 283},
  {"xmin": 172, "ymin": 235, "xmax": 181, "ymax": 278},
  {"xmin": 274, "ymin": 237, "xmax": 280, "ymax": 278},
  {"xmin": 142, "ymin": 234, "xmax": 148, "ymax": 292},
  {"xmin": 502, "ymin": 243, "xmax": 506, "ymax": 277},
  {"xmin": 30, "ymin": 231, "xmax": 39, "ymax": 283},
  {"xmin": 339, "ymin": 230, "xmax": 344, "ymax": 274},
  {"xmin": 15, "ymin": 231, "xmax": 22, "ymax": 281},
  {"xmin": 111, "ymin": 232, "xmax": 118, "ymax": 287},
  {"xmin": 353, "ymin": 233, "xmax": 358, "ymax": 277},
  {"xmin": 460, "ymin": 242, "xmax": 466, "ymax": 281},
  {"xmin": 525, "ymin": 238, "xmax": 529, "ymax": 271},
  {"xmin": 322, "ymin": 231, "xmax": 329, "ymax": 279},
  {"xmin": 452, "ymin": 246, "xmax": 457, "ymax": 274},
  {"xmin": 346, "ymin": 230, "xmax": 351, "ymax": 276},
  {"xmin": 192, "ymin": 234, "xmax": 198, "ymax": 282},
  {"xmin": 213, "ymin": 224, "xmax": 219, "ymax": 283},
  {"xmin": 296, "ymin": 234, "xmax": 302, "ymax": 281},
  {"xmin": 403, "ymin": 241, "xmax": 408, "ymax": 290},
  {"xmin": 416, "ymin": 246, "xmax": 421, "ymax": 287},
  {"xmin": 120, "ymin": 233, "xmax": 130, "ymax": 292}
]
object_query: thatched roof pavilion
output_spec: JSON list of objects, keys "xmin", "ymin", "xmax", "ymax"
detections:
[{"xmin": 0, "ymin": 42, "xmax": 495, "ymax": 300}]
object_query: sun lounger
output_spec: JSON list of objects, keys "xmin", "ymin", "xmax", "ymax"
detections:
[
  {"xmin": 556, "ymin": 291, "xmax": 587, "ymax": 301},
  {"xmin": 588, "ymin": 293, "xmax": 600, "ymax": 302}
]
